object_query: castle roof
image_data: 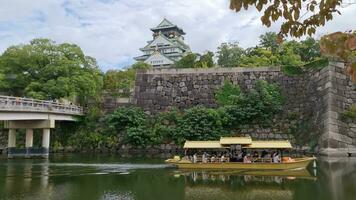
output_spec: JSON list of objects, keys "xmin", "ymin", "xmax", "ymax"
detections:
[{"xmin": 150, "ymin": 18, "xmax": 185, "ymax": 35}]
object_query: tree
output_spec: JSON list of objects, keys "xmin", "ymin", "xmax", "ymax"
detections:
[
  {"xmin": 229, "ymin": 0, "xmax": 346, "ymax": 38},
  {"xmin": 217, "ymin": 42, "xmax": 245, "ymax": 67},
  {"xmin": 194, "ymin": 51, "xmax": 215, "ymax": 68},
  {"xmin": 103, "ymin": 62, "xmax": 151, "ymax": 94},
  {"xmin": 241, "ymin": 47, "xmax": 278, "ymax": 67},
  {"xmin": 259, "ymin": 32, "xmax": 279, "ymax": 53},
  {"xmin": 131, "ymin": 61, "xmax": 152, "ymax": 70},
  {"xmin": 174, "ymin": 53, "xmax": 197, "ymax": 68},
  {"xmin": 0, "ymin": 38, "xmax": 103, "ymax": 105},
  {"xmin": 294, "ymin": 37, "xmax": 321, "ymax": 62}
]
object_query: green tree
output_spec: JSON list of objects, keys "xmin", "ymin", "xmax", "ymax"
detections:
[
  {"xmin": 215, "ymin": 80, "xmax": 243, "ymax": 106},
  {"xmin": 259, "ymin": 32, "xmax": 279, "ymax": 53},
  {"xmin": 297, "ymin": 37, "xmax": 321, "ymax": 62},
  {"xmin": 0, "ymin": 38, "xmax": 103, "ymax": 105},
  {"xmin": 131, "ymin": 61, "xmax": 152, "ymax": 70},
  {"xmin": 177, "ymin": 106, "xmax": 228, "ymax": 144},
  {"xmin": 103, "ymin": 61, "xmax": 151, "ymax": 95},
  {"xmin": 215, "ymin": 80, "xmax": 283, "ymax": 127},
  {"xmin": 174, "ymin": 53, "xmax": 197, "ymax": 68},
  {"xmin": 217, "ymin": 42, "xmax": 245, "ymax": 67},
  {"xmin": 277, "ymin": 41, "xmax": 304, "ymax": 66},
  {"xmin": 240, "ymin": 47, "xmax": 278, "ymax": 67},
  {"xmin": 194, "ymin": 51, "xmax": 214, "ymax": 68}
]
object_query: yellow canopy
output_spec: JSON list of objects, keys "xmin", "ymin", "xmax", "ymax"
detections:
[
  {"xmin": 220, "ymin": 136, "xmax": 252, "ymax": 145},
  {"xmin": 243, "ymin": 140, "xmax": 292, "ymax": 149},
  {"xmin": 183, "ymin": 141, "xmax": 228, "ymax": 149}
]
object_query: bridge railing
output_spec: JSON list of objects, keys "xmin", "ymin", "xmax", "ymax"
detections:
[{"xmin": 0, "ymin": 96, "xmax": 83, "ymax": 115}]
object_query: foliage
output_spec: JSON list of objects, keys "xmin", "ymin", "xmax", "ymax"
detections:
[
  {"xmin": 176, "ymin": 106, "xmax": 228, "ymax": 144},
  {"xmin": 194, "ymin": 51, "xmax": 214, "ymax": 68},
  {"xmin": 103, "ymin": 61, "xmax": 151, "ymax": 94},
  {"xmin": 215, "ymin": 80, "xmax": 243, "ymax": 106},
  {"xmin": 217, "ymin": 42, "xmax": 244, "ymax": 67},
  {"xmin": 105, "ymin": 107, "xmax": 148, "ymax": 136},
  {"xmin": 215, "ymin": 80, "xmax": 283, "ymax": 126},
  {"xmin": 103, "ymin": 69, "xmax": 136, "ymax": 94},
  {"xmin": 320, "ymin": 31, "xmax": 356, "ymax": 81},
  {"xmin": 340, "ymin": 104, "xmax": 356, "ymax": 122},
  {"xmin": 229, "ymin": 0, "xmax": 343, "ymax": 38},
  {"xmin": 216, "ymin": 32, "xmax": 325, "ymax": 75},
  {"xmin": 68, "ymin": 131, "xmax": 104, "ymax": 150},
  {"xmin": 174, "ymin": 52, "xmax": 214, "ymax": 68},
  {"xmin": 174, "ymin": 53, "xmax": 197, "ymax": 68},
  {"xmin": 131, "ymin": 61, "xmax": 152, "ymax": 70},
  {"xmin": 259, "ymin": 32, "xmax": 279, "ymax": 53},
  {"xmin": 0, "ymin": 38, "xmax": 103, "ymax": 105},
  {"xmin": 151, "ymin": 108, "xmax": 182, "ymax": 144}
]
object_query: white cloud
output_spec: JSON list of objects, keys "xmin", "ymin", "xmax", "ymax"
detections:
[{"xmin": 0, "ymin": 0, "xmax": 355, "ymax": 71}]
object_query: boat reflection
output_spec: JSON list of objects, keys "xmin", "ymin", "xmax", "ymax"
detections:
[{"xmin": 174, "ymin": 169, "xmax": 316, "ymax": 200}]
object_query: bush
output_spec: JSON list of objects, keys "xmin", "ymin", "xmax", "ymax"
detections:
[
  {"xmin": 176, "ymin": 106, "xmax": 228, "ymax": 144},
  {"xmin": 105, "ymin": 107, "xmax": 148, "ymax": 135},
  {"xmin": 214, "ymin": 80, "xmax": 283, "ymax": 126},
  {"xmin": 68, "ymin": 131, "xmax": 104, "ymax": 150},
  {"xmin": 215, "ymin": 80, "xmax": 243, "ymax": 106}
]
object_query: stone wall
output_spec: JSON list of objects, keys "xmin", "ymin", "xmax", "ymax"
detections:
[
  {"xmin": 100, "ymin": 61, "xmax": 356, "ymax": 156},
  {"xmin": 319, "ymin": 62, "xmax": 356, "ymax": 155},
  {"xmin": 133, "ymin": 67, "xmax": 306, "ymax": 114}
]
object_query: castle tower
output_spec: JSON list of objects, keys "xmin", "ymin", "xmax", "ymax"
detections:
[{"xmin": 134, "ymin": 18, "xmax": 191, "ymax": 68}]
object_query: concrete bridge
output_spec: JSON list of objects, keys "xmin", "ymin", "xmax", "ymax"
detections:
[{"xmin": 0, "ymin": 95, "xmax": 83, "ymax": 158}]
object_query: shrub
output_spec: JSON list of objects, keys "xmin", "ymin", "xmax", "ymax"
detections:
[{"xmin": 176, "ymin": 106, "xmax": 228, "ymax": 144}]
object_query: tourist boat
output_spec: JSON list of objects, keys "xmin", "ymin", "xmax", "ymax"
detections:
[{"xmin": 165, "ymin": 137, "xmax": 316, "ymax": 170}]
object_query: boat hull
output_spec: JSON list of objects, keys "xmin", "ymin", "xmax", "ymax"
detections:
[{"xmin": 174, "ymin": 157, "xmax": 315, "ymax": 170}]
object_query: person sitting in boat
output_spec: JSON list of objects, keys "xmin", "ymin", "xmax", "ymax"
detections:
[
  {"xmin": 261, "ymin": 150, "xmax": 268, "ymax": 158},
  {"xmin": 243, "ymin": 154, "xmax": 252, "ymax": 163},
  {"xmin": 273, "ymin": 152, "xmax": 280, "ymax": 163},
  {"xmin": 253, "ymin": 151, "xmax": 259, "ymax": 158},
  {"xmin": 220, "ymin": 154, "xmax": 225, "ymax": 163},
  {"xmin": 202, "ymin": 152, "xmax": 208, "ymax": 163},
  {"xmin": 193, "ymin": 153, "xmax": 198, "ymax": 163},
  {"xmin": 210, "ymin": 155, "xmax": 216, "ymax": 163}
]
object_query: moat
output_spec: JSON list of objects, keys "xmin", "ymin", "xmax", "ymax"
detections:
[{"xmin": 0, "ymin": 154, "xmax": 355, "ymax": 200}]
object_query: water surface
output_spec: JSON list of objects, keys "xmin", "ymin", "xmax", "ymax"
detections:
[{"xmin": 0, "ymin": 154, "xmax": 355, "ymax": 200}]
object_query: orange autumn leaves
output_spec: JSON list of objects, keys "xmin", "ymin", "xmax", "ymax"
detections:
[{"xmin": 320, "ymin": 31, "xmax": 356, "ymax": 81}]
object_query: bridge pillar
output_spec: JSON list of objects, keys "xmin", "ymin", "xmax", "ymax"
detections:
[
  {"xmin": 42, "ymin": 129, "xmax": 50, "ymax": 158},
  {"xmin": 25, "ymin": 129, "xmax": 33, "ymax": 148},
  {"xmin": 7, "ymin": 129, "xmax": 16, "ymax": 148}
]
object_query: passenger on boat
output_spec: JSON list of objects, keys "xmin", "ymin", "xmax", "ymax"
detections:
[
  {"xmin": 202, "ymin": 152, "xmax": 208, "ymax": 163},
  {"xmin": 273, "ymin": 152, "xmax": 280, "ymax": 163},
  {"xmin": 220, "ymin": 155, "xmax": 225, "ymax": 163},
  {"xmin": 210, "ymin": 155, "xmax": 216, "ymax": 163},
  {"xmin": 193, "ymin": 153, "xmax": 197, "ymax": 163},
  {"xmin": 243, "ymin": 154, "xmax": 252, "ymax": 163},
  {"xmin": 261, "ymin": 150, "xmax": 268, "ymax": 158},
  {"xmin": 253, "ymin": 151, "xmax": 259, "ymax": 158}
]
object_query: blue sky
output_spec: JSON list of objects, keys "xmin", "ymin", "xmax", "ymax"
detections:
[{"xmin": 0, "ymin": 0, "xmax": 355, "ymax": 71}]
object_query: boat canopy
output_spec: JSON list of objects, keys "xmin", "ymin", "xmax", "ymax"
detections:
[
  {"xmin": 244, "ymin": 140, "xmax": 292, "ymax": 149},
  {"xmin": 220, "ymin": 136, "xmax": 252, "ymax": 145},
  {"xmin": 183, "ymin": 141, "xmax": 228, "ymax": 149}
]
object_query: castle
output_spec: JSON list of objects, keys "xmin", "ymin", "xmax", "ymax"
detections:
[{"xmin": 134, "ymin": 18, "xmax": 191, "ymax": 68}]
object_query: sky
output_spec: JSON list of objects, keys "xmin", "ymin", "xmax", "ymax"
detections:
[{"xmin": 0, "ymin": 0, "xmax": 355, "ymax": 71}]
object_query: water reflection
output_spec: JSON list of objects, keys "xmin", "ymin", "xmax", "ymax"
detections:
[
  {"xmin": 175, "ymin": 170, "xmax": 315, "ymax": 200},
  {"xmin": 0, "ymin": 156, "xmax": 355, "ymax": 200}
]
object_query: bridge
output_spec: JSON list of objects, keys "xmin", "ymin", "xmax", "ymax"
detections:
[{"xmin": 0, "ymin": 95, "xmax": 84, "ymax": 158}]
